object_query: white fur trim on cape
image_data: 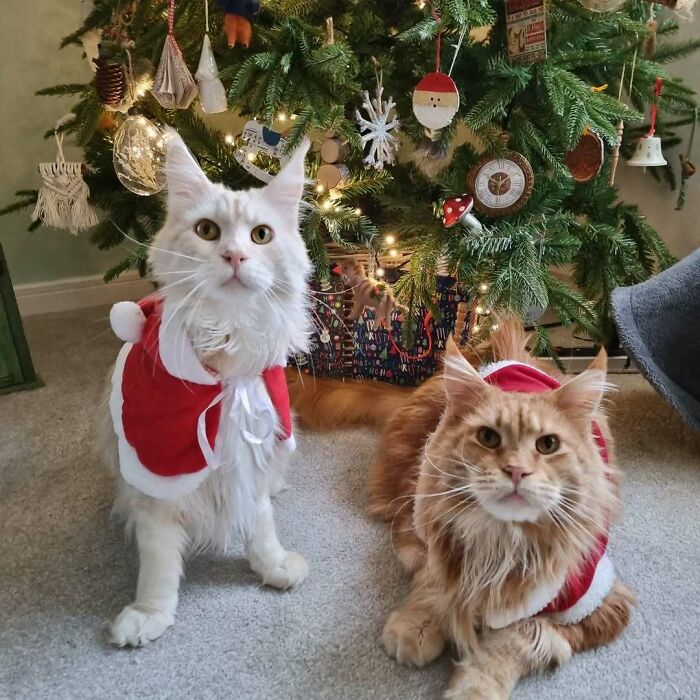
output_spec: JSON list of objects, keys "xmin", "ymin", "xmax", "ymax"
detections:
[
  {"xmin": 548, "ymin": 553, "xmax": 616, "ymax": 625},
  {"xmin": 480, "ymin": 360, "xmax": 555, "ymax": 382},
  {"xmin": 485, "ymin": 573, "xmax": 566, "ymax": 630},
  {"xmin": 110, "ymin": 343, "xmax": 211, "ymax": 500}
]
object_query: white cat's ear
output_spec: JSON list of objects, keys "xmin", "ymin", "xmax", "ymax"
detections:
[
  {"xmin": 443, "ymin": 336, "xmax": 486, "ymax": 406},
  {"xmin": 163, "ymin": 129, "xmax": 210, "ymax": 211},
  {"xmin": 555, "ymin": 357, "xmax": 610, "ymax": 415},
  {"xmin": 265, "ymin": 138, "xmax": 310, "ymax": 203}
]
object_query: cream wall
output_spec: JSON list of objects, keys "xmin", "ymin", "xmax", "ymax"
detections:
[
  {"xmin": 615, "ymin": 10, "xmax": 700, "ymax": 258},
  {"xmin": 0, "ymin": 2, "xmax": 697, "ymax": 287},
  {"xmin": 0, "ymin": 0, "xmax": 124, "ymax": 285}
]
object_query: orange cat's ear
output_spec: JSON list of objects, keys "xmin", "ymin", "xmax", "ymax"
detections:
[
  {"xmin": 554, "ymin": 367, "xmax": 609, "ymax": 416},
  {"xmin": 588, "ymin": 347, "xmax": 608, "ymax": 373},
  {"xmin": 443, "ymin": 336, "xmax": 486, "ymax": 406}
]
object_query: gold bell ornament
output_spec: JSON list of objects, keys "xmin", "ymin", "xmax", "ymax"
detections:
[{"xmin": 629, "ymin": 78, "xmax": 667, "ymax": 168}]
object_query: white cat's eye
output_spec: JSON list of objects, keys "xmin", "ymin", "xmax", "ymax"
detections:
[
  {"xmin": 194, "ymin": 219, "xmax": 221, "ymax": 241},
  {"xmin": 536, "ymin": 434, "xmax": 560, "ymax": 455},
  {"xmin": 251, "ymin": 224, "xmax": 274, "ymax": 245},
  {"xmin": 477, "ymin": 426, "xmax": 501, "ymax": 449}
]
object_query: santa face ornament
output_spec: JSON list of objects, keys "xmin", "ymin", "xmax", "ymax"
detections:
[{"xmin": 412, "ymin": 71, "xmax": 460, "ymax": 133}]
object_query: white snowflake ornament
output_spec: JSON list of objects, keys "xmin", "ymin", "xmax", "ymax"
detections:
[{"xmin": 355, "ymin": 85, "xmax": 400, "ymax": 171}]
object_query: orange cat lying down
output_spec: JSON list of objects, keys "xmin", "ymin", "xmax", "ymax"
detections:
[{"xmin": 288, "ymin": 320, "xmax": 633, "ymax": 699}]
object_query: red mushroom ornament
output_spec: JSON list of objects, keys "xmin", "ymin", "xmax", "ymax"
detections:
[{"xmin": 442, "ymin": 195, "xmax": 483, "ymax": 232}]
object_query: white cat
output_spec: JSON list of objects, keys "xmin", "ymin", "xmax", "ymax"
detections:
[{"xmin": 99, "ymin": 132, "xmax": 312, "ymax": 647}]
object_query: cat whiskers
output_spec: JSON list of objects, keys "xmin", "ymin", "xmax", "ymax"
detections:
[{"xmin": 110, "ymin": 219, "xmax": 206, "ymax": 265}]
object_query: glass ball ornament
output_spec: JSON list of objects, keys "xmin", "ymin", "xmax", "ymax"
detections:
[
  {"xmin": 578, "ymin": 0, "xmax": 625, "ymax": 11},
  {"xmin": 113, "ymin": 116, "xmax": 167, "ymax": 196}
]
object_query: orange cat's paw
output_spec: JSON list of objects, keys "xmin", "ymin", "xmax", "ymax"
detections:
[
  {"xmin": 382, "ymin": 608, "xmax": 445, "ymax": 667},
  {"xmin": 445, "ymin": 667, "xmax": 508, "ymax": 700}
]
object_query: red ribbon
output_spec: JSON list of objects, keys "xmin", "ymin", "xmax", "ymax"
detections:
[
  {"xmin": 427, "ymin": 1, "xmax": 442, "ymax": 72},
  {"xmin": 388, "ymin": 311, "xmax": 434, "ymax": 362},
  {"xmin": 648, "ymin": 77, "xmax": 663, "ymax": 137}
]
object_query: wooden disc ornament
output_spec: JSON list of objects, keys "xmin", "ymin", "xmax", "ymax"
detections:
[
  {"xmin": 566, "ymin": 131, "xmax": 604, "ymax": 182},
  {"xmin": 317, "ymin": 163, "xmax": 350, "ymax": 189},
  {"xmin": 467, "ymin": 143, "xmax": 534, "ymax": 217},
  {"xmin": 412, "ymin": 72, "xmax": 459, "ymax": 134}
]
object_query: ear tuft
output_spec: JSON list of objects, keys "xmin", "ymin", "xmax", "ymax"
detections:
[
  {"xmin": 163, "ymin": 129, "xmax": 210, "ymax": 210},
  {"xmin": 443, "ymin": 336, "xmax": 486, "ymax": 407},
  {"xmin": 555, "ymin": 369, "xmax": 612, "ymax": 416}
]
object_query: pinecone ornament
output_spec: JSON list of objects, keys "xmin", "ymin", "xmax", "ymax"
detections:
[{"xmin": 94, "ymin": 56, "xmax": 126, "ymax": 108}]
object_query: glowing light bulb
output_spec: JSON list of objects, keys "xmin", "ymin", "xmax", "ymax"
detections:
[
  {"xmin": 224, "ymin": 133, "xmax": 235, "ymax": 145},
  {"xmin": 389, "ymin": 248, "xmax": 398, "ymax": 258},
  {"xmin": 322, "ymin": 199, "xmax": 333, "ymax": 211},
  {"xmin": 476, "ymin": 305, "xmax": 484, "ymax": 315},
  {"xmin": 492, "ymin": 324, "xmax": 499, "ymax": 332},
  {"xmin": 247, "ymin": 152, "xmax": 256, "ymax": 162},
  {"xmin": 278, "ymin": 112, "xmax": 287, "ymax": 122},
  {"xmin": 291, "ymin": 114, "xmax": 298, "ymax": 120},
  {"xmin": 479, "ymin": 283, "xmax": 489, "ymax": 293},
  {"xmin": 384, "ymin": 234, "xmax": 396, "ymax": 245},
  {"xmin": 376, "ymin": 267, "xmax": 385, "ymax": 278},
  {"xmin": 354, "ymin": 208, "xmax": 362, "ymax": 216},
  {"xmin": 315, "ymin": 183, "xmax": 325, "ymax": 193},
  {"xmin": 473, "ymin": 324, "xmax": 481, "ymax": 333}
]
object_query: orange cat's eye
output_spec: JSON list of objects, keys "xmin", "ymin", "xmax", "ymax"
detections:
[
  {"xmin": 536, "ymin": 434, "xmax": 560, "ymax": 455},
  {"xmin": 251, "ymin": 224, "xmax": 274, "ymax": 245},
  {"xmin": 477, "ymin": 427, "xmax": 501, "ymax": 449},
  {"xmin": 194, "ymin": 219, "xmax": 221, "ymax": 241}
]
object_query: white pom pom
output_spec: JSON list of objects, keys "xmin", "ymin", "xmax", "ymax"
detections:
[
  {"xmin": 110, "ymin": 301, "xmax": 146, "ymax": 343},
  {"xmin": 279, "ymin": 434, "xmax": 296, "ymax": 453}
]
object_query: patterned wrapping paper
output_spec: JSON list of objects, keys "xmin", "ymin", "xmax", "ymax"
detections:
[{"xmin": 291, "ymin": 276, "xmax": 470, "ymax": 386}]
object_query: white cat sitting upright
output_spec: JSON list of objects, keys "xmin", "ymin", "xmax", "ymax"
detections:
[{"xmin": 100, "ymin": 131, "xmax": 312, "ymax": 648}]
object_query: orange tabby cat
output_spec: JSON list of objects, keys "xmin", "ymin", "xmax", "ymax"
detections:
[{"xmin": 289, "ymin": 320, "xmax": 633, "ymax": 698}]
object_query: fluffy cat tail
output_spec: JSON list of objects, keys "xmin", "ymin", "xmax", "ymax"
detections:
[
  {"xmin": 490, "ymin": 314, "xmax": 532, "ymax": 364},
  {"xmin": 286, "ymin": 369, "xmax": 413, "ymax": 430}
]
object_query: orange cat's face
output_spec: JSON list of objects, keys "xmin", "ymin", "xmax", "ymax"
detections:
[{"xmin": 429, "ymin": 342, "xmax": 614, "ymax": 527}]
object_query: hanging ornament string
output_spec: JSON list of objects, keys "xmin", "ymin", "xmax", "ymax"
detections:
[
  {"xmin": 676, "ymin": 106, "xmax": 697, "ymax": 210},
  {"xmin": 648, "ymin": 77, "xmax": 663, "ymax": 137},
  {"xmin": 427, "ymin": 1, "xmax": 443, "ymax": 71},
  {"xmin": 388, "ymin": 311, "xmax": 434, "ymax": 362},
  {"xmin": 448, "ymin": 25, "xmax": 467, "ymax": 77},
  {"xmin": 205, "ymin": 0, "xmax": 209, "ymax": 32},
  {"xmin": 168, "ymin": 0, "xmax": 176, "ymax": 43}
]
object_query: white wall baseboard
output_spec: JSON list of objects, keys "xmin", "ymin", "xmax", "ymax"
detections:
[{"xmin": 14, "ymin": 271, "xmax": 152, "ymax": 317}]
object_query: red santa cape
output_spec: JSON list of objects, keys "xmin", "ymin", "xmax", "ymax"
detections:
[
  {"xmin": 109, "ymin": 295, "xmax": 294, "ymax": 501},
  {"xmin": 480, "ymin": 361, "xmax": 614, "ymax": 627}
]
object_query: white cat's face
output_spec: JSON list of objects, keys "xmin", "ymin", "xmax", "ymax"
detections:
[{"xmin": 149, "ymin": 132, "xmax": 311, "ymax": 309}]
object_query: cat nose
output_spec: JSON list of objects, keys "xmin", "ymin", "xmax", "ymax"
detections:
[
  {"xmin": 222, "ymin": 251, "xmax": 247, "ymax": 272},
  {"xmin": 502, "ymin": 465, "xmax": 532, "ymax": 486}
]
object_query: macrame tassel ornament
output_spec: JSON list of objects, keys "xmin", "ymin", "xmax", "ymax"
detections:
[
  {"xmin": 152, "ymin": 0, "xmax": 197, "ymax": 110},
  {"xmin": 196, "ymin": 3, "xmax": 227, "ymax": 113},
  {"xmin": 32, "ymin": 115, "xmax": 98, "ymax": 235}
]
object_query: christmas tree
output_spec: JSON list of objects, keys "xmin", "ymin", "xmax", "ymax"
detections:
[{"xmin": 3, "ymin": 0, "xmax": 699, "ymax": 354}]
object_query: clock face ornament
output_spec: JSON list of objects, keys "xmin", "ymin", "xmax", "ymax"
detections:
[{"xmin": 467, "ymin": 151, "xmax": 534, "ymax": 217}]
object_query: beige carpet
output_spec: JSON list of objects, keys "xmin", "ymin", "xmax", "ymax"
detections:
[{"xmin": 1, "ymin": 306, "xmax": 699, "ymax": 699}]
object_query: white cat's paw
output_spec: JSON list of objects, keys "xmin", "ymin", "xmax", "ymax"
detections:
[
  {"xmin": 110, "ymin": 605, "xmax": 174, "ymax": 648},
  {"xmin": 258, "ymin": 552, "xmax": 308, "ymax": 590}
]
